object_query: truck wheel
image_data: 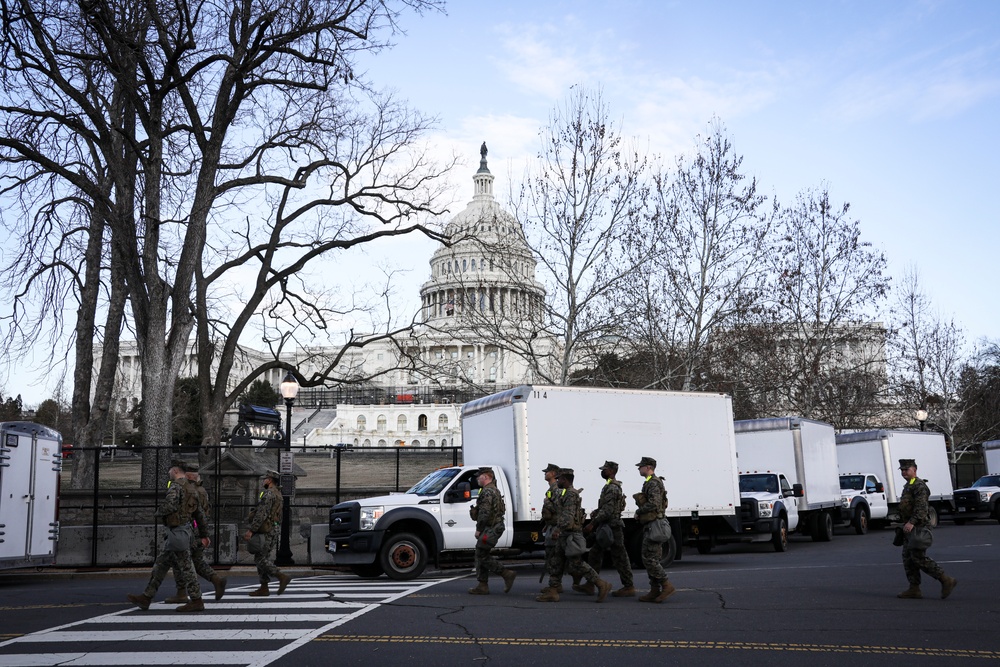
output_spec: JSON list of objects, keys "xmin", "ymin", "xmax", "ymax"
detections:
[
  {"xmin": 811, "ymin": 512, "xmax": 834, "ymax": 542},
  {"xmin": 772, "ymin": 517, "xmax": 788, "ymax": 552},
  {"xmin": 696, "ymin": 540, "xmax": 713, "ymax": 555},
  {"xmin": 626, "ymin": 531, "xmax": 675, "ymax": 569},
  {"xmin": 379, "ymin": 532, "xmax": 427, "ymax": 580},
  {"xmin": 350, "ymin": 563, "xmax": 385, "ymax": 578},
  {"xmin": 660, "ymin": 535, "xmax": 677, "ymax": 569},
  {"xmin": 927, "ymin": 505, "xmax": 939, "ymax": 528},
  {"xmin": 853, "ymin": 506, "xmax": 870, "ymax": 535}
]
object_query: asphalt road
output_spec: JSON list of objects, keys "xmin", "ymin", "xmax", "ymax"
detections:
[{"xmin": 1, "ymin": 521, "xmax": 998, "ymax": 666}]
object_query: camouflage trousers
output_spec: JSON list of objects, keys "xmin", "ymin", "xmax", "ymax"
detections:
[
  {"xmin": 549, "ymin": 532, "xmax": 600, "ymax": 587},
  {"xmin": 474, "ymin": 543, "xmax": 505, "ymax": 582},
  {"xmin": 253, "ymin": 530, "xmax": 281, "ymax": 584},
  {"xmin": 170, "ymin": 540, "xmax": 216, "ymax": 586},
  {"xmin": 902, "ymin": 545, "xmax": 945, "ymax": 586},
  {"xmin": 587, "ymin": 525, "xmax": 633, "ymax": 588},
  {"xmin": 144, "ymin": 546, "xmax": 202, "ymax": 600},
  {"xmin": 641, "ymin": 535, "xmax": 667, "ymax": 584}
]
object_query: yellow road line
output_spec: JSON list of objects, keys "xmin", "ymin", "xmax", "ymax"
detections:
[{"xmin": 316, "ymin": 635, "xmax": 1000, "ymax": 659}]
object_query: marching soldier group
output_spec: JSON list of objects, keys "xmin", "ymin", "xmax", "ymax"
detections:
[
  {"xmin": 127, "ymin": 461, "xmax": 291, "ymax": 611},
  {"xmin": 468, "ymin": 456, "xmax": 676, "ymax": 603}
]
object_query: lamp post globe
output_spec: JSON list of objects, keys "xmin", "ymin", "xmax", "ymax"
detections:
[
  {"xmin": 915, "ymin": 408, "xmax": 928, "ymax": 432},
  {"xmin": 276, "ymin": 371, "xmax": 299, "ymax": 565}
]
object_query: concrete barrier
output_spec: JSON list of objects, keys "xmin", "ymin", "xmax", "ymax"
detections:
[{"xmin": 56, "ymin": 525, "xmax": 240, "ymax": 567}]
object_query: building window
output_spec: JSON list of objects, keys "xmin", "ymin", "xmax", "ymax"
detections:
[
  {"xmin": 471, "ymin": 259, "xmax": 476, "ymax": 270},
  {"xmin": 363, "ymin": 438, "xmax": 371, "ymax": 447},
  {"xmin": 438, "ymin": 414, "xmax": 449, "ymax": 429},
  {"xmin": 462, "ymin": 259, "xmax": 467, "ymax": 271},
  {"xmin": 418, "ymin": 414, "xmax": 428, "ymax": 431},
  {"xmin": 397, "ymin": 415, "xmax": 407, "ymax": 431},
  {"xmin": 428, "ymin": 439, "xmax": 436, "ymax": 447},
  {"xmin": 357, "ymin": 415, "xmax": 367, "ymax": 430},
  {"xmin": 411, "ymin": 439, "xmax": 421, "ymax": 448},
  {"xmin": 378, "ymin": 439, "xmax": 387, "ymax": 447},
  {"xmin": 377, "ymin": 415, "xmax": 387, "ymax": 433}
]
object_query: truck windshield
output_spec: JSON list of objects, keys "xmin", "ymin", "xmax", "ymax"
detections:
[
  {"xmin": 406, "ymin": 468, "xmax": 461, "ymax": 496},
  {"xmin": 972, "ymin": 475, "xmax": 1000, "ymax": 488},
  {"xmin": 840, "ymin": 475, "xmax": 865, "ymax": 491},
  {"xmin": 740, "ymin": 474, "xmax": 779, "ymax": 494}
]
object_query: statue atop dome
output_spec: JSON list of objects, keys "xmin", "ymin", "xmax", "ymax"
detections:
[{"xmin": 480, "ymin": 142, "xmax": 487, "ymax": 158}]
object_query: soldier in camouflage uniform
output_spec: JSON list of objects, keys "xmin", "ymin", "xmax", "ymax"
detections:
[
  {"xmin": 536, "ymin": 469, "xmax": 612, "ymax": 602},
  {"xmin": 244, "ymin": 470, "xmax": 291, "ymax": 597},
  {"xmin": 127, "ymin": 460, "xmax": 207, "ymax": 612},
  {"xmin": 166, "ymin": 463, "xmax": 227, "ymax": 603},
  {"xmin": 896, "ymin": 458, "xmax": 957, "ymax": 600},
  {"xmin": 635, "ymin": 456, "xmax": 675, "ymax": 603},
  {"xmin": 468, "ymin": 467, "xmax": 517, "ymax": 595},
  {"xmin": 582, "ymin": 460, "xmax": 635, "ymax": 597},
  {"xmin": 540, "ymin": 463, "xmax": 571, "ymax": 594}
]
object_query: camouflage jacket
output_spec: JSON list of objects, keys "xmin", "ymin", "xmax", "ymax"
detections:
[
  {"xmin": 591, "ymin": 479, "xmax": 625, "ymax": 528},
  {"xmin": 248, "ymin": 485, "xmax": 283, "ymax": 534},
  {"xmin": 637, "ymin": 475, "xmax": 667, "ymax": 522},
  {"xmin": 541, "ymin": 482, "xmax": 560, "ymax": 526},
  {"xmin": 556, "ymin": 486, "xmax": 584, "ymax": 533},
  {"xmin": 191, "ymin": 480, "xmax": 211, "ymax": 536},
  {"xmin": 475, "ymin": 482, "xmax": 505, "ymax": 532},
  {"xmin": 899, "ymin": 477, "xmax": 931, "ymax": 526},
  {"xmin": 160, "ymin": 479, "xmax": 207, "ymax": 536}
]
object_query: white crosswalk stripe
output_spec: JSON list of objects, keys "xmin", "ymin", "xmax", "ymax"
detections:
[{"xmin": 0, "ymin": 574, "xmax": 460, "ymax": 667}]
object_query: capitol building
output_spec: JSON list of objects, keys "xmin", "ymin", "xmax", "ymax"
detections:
[{"xmin": 108, "ymin": 144, "xmax": 552, "ymax": 450}]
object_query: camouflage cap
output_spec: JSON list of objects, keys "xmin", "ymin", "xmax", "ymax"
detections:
[
  {"xmin": 264, "ymin": 469, "xmax": 281, "ymax": 480},
  {"xmin": 170, "ymin": 458, "xmax": 189, "ymax": 472},
  {"xmin": 600, "ymin": 460, "xmax": 619, "ymax": 471},
  {"xmin": 542, "ymin": 463, "xmax": 561, "ymax": 473},
  {"xmin": 475, "ymin": 467, "xmax": 495, "ymax": 478},
  {"xmin": 898, "ymin": 458, "xmax": 917, "ymax": 470},
  {"xmin": 557, "ymin": 467, "xmax": 575, "ymax": 478},
  {"xmin": 635, "ymin": 456, "xmax": 657, "ymax": 468},
  {"xmin": 185, "ymin": 462, "xmax": 200, "ymax": 473}
]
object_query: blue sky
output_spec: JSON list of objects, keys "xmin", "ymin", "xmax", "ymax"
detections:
[
  {"xmin": 359, "ymin": 0, "xmax": 1000, "ymax": 343},
  {"xmin": 5, "ymin": 1, "xmax": 999, "ymax": 405}
]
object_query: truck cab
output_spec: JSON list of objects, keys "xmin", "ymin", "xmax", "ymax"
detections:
[
  {"xmin": 839, "ymin": 473, "xmax": 888, "ymax": 534},
  {"xmin": 737, "ymin": 472, "xmax": 801, "ymax": 552},
  {"xmin": 325, "ymin": 465, "xmax": 513, "ymax": 580},
  {"xmin": 952, "ymin": 474, "xmax": 1000, "ymax": 524}
]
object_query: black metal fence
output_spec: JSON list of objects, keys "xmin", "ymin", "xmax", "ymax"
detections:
[{"xmin": 58, "ymin": 443, "xmax": 461, "ymax": 568}]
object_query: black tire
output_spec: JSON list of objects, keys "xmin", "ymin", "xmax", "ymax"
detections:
[
  {"xmin": 811, "ymin": 512, "xmax": 834, "ymax": 542},
  {"xmin": 927, "ymin": 505, "xmax": 939, "ymax": 528},
  {"xmin": 853, "ymin": 505, "xmax": 870, "ymax": 535},
  {"xmin": 379, "ymin": 532, "xmax": 427, "ymax": 581},
  {"xmin": 350, "ymin": 563, "xmax": 385, "ymax": 578},
  {"xmin": 696, "ymin": 541, "xmax": 713, "ymax": 555},
  {"xmin": 626, "ymin": 529, "xmax": 675, "ymax": 569},
  {"xmin": 772, "ymin": 517, "xmax": 789, "ymax": 552}
]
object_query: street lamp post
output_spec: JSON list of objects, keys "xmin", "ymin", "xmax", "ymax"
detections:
[
  {"xmin": 276, "ymin": 371, "xmax": 299, "ymax": 566},
  {"xmin": 915, "ymin": 408, "xmax": 928, "ymax": 432}
]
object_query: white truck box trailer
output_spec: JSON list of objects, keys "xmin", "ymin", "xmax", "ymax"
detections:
[
  {"xmin": 326, "ymin": 385, "xmax": 741, "ymax": 579},
  {"xmin": 983, "ymin": 440, "xmax": 1000, "ymax": 474},
  {"xmin": 835, "ymin": 429, "xmax": 954, "ymax": 525},
  {"xmin": 0, "ymin": 422, "xmax": 61, "ymax": 570},
  {"xmin": 730, "ymin": 418, "xmax": 845, "ymax": 550}
]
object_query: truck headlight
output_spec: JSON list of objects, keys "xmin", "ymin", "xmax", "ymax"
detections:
[
  {"xmin": 980, "ymin": 491, "xmax": 994, "ymax": 502},
  {"xmin": 841, "ymin": 497, "xmax": 851, "ymax": 508},
  {"xmin": 359, "ymin": 506, "xmax": 384, "ymax": 530},
  {"xmin": 758, "ymin": 501, "xmax": 773, "ymax": 518}
]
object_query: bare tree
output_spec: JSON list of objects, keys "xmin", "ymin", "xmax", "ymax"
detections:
[
  {"xmin": 503, "ymin": 86, "xmax": 653, "ymax": 384},
  {"xmin": 889, "ymin": 267, "xmax": 971, "ymax": 461},
  {"xmin": 623, "ymin": 119, "xmax": 776, "ymax": 392},
  {"xmin": 766, "ymin": 185, "xmax": 890, "ymax": 427},
  {"xmin": 0, "ymin": 0, "xmax": 447, "ymax": 486}
]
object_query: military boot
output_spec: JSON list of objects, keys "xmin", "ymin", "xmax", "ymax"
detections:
[
  {"xmin": 940, "ymin": 576, "xmax": 958, "ymax": 599},
  {"xmin": 595, "ymin": 579, "xmax": 612, "ymax": 603},
  {"xmin": 175, "ymin": 598, "xmax": 205, "ymax": 612},
  {"xmin": 553, "ymin": 582, "xmax": 564, "ymax": 593},
  {"xmin": 653, "ymin": 579, "xmax": 676, "ymax": 603},
  {"xmin": 126, "ymin": 593, "xmax": 152, "ymax": 610},
  {"xmin": 248, "ymin": 583, "xmax": 270, "ymax": 597},
  {"xmin": 502, "ymin": 569, "xmax": 517, "ymax": 593},
  {"xmin": 164, "ymin": 588, "xmax": 189, "ymax": 604},
  {"xmin": 639, "ymin": 582, "xmax": 662, "ymax": 602},
  {"xmin": 467, "ymin": 581, "xmax": 490, "ymax": 595},
  {"xmin": 612, "ymin": 586, "xmax": 637, "ymax": 597},
  {"xmin": 277, "ymin": 572, "xmax": 292, "ymax": 595},
  {"xmin": 535, "ymin": 587, "xmax": 559, "ymax": 602},
  {"xmin": 212, "ymin": 575, "xmax": 228, "ymax": 601},
  {"xmin": 897, "ymin": 585, "xmax": 922, "ymax": 599},
  {"xmin": 573, "ymin": 582, "xmax": 596, "ymax": 595}
]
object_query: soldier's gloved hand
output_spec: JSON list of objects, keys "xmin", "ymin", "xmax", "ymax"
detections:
[{"xmin": 201, "ymin": 537, "xmax": 210, "ymax": 548}]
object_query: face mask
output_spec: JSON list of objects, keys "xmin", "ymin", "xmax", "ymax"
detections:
[{"xmin": 601, "ymin": 470, "xmax": 610, "ymax": 480}]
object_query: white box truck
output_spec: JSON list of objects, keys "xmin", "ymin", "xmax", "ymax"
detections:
[
  {"xmin": 951, "ymin": 440, "xmax": 1000, "ymax": 524},
  {"xmin": 0, "ymin": 422, "xmax": 62, "ymax": 570},
  {"xmin": 325, "ymin": 385, "xmax": 741, "ymax": 580},
  {"xmin": 835, "ymin": 429, "xmax": 954, "ymax": 527},
  {"xmin": 726, "ymin": 418, "xmax": 845, "ymax": 553}
]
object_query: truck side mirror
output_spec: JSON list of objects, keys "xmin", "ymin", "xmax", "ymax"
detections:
[
  {"xmin": 875, "ymin": 482, "xmax": 884, "ymax": 493},
  {"xmin": 445, "ymin": 481, "xmax": 472, "ymax": 503},
  {"xmin": 792, "ymin": 483, "xmax": 804, "ymax": 498}
]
